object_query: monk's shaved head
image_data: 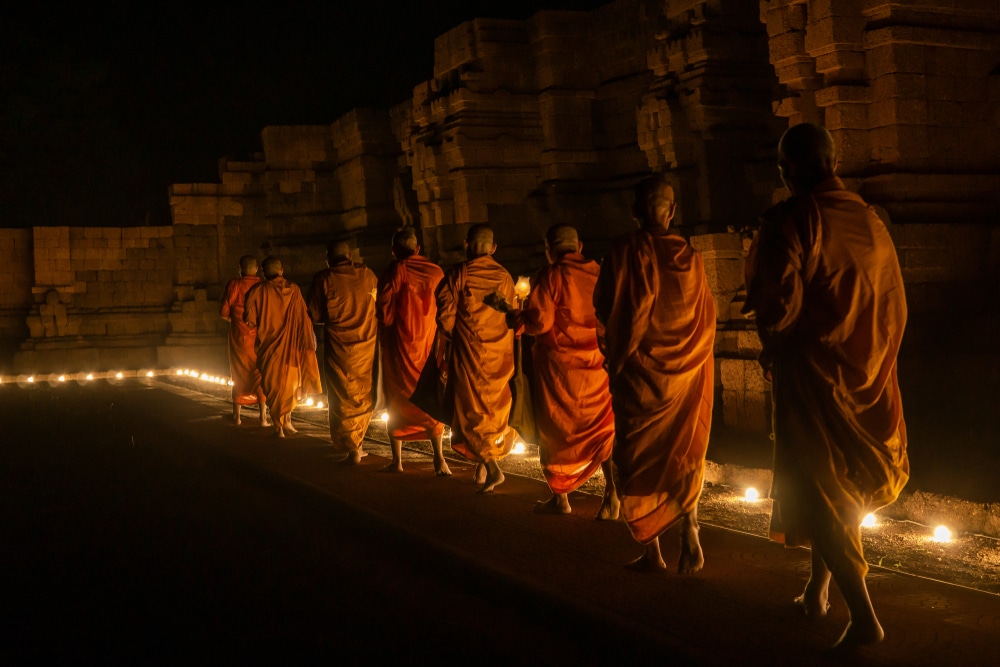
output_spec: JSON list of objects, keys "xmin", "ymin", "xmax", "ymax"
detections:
[
  {"xmin": 239, "ymin": 255, "xmax": 258, "ymax": 277},
  {"xmin": 633, "ymin": 175, "xmax": 676, "ymax": 229},
  {"xmin": 544, "ymin": 224, "xmax": 580, "ymax": 258},
  {"xmin": 778, "ymin": 123, "xmax": 838, "ymax": 194},
  {"xmin": 261, "ymin": 256, "xmax": 283, "ymax": 280},
  {"xmin": 327, "ymin": 241, "xmax": 352, "ymax": 263},
  {"xmin": 466, "ymin": 223, "xmax": 496, "ymax": 258},
  {"xmin": 392, "ymin": 226, "xmax": 419, "ymax": 259}
]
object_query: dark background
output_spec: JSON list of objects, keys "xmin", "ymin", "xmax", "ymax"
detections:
[{"xmin": 0, "ymin": 1, "xmax": 609, "ymax": 229}]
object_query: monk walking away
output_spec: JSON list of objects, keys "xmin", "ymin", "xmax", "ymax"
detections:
[
  {"xmin": 436, "ymin": 224, "xmax": 517, "ymax": 493},
  {"xmin": 244, "ymin": 256, "xmax": 323, "ymax": 438},
  {"xmin": 514, "ymin": 224, "xmax": 617, "ymax": 518},
  {"xmin": 743, "ymin": 123, "xmax": 908, "ymax": 651},
  {"xmin": 307, "ymin": 241, "xmax": 378, "ymax": 465},
  {"xmin": 220, "ymin": 254, "xmax": 269, "ymax": 427},
  {"xmin": 595, "ymin": 175, "xmax": 716, "ymax": 574},
  {"xmin": 376, "ymin": 227, "xmax": 451, "ymax": 476}
]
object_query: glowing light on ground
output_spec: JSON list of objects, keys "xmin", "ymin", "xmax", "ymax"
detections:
[
  {"xmin": 512, "ymin": 439, "xmax": 527, "ymax": 455},
  {"xmin": 227, "ymin": 380, "xmax": 234, "ymax": 386},
  {"xmin": 861, "ymin": 513, "xmax": 877, "ymax": 528},
  {"xmin": 27, "ymin": 376, "xmax": 34, "ymax": 383},
  {"xmin": 316, "ymin": 401, "xmax": 324, "ymax": 409},
  {"xmin": 200, "ymin": 374, "xmax": 208, "ymax": 381},
  {"xmin": 933, "ymin": 525, "xmax": 952, "ymax": 543},
  {"xmin": 177, "ymin": 369, "xmax": 184, "ymax": 375},
  {"xmin": 380, "ymin": 411, "xmax": 389, "ymax": 422},
  {"xmin": 115, "ymin": 372, "xmax": 123, "ymax": 379},
  {"xmin": 304, "ymin": 397, "xmax": 315, "ymax": 407},
  {"xmin": 146, "ymin": 371, "xmax": 154, "ymax": 378},
  {"xmin": 58, "ymin": 375, "xmax": 66, "ymax": 382},
  {"xmin": 744, "ymin": 487, "xmax": 760, "ymax": 502},
  {"xmin": 85, "ymin": 373, "xmax": 93, "ymax": 381}
]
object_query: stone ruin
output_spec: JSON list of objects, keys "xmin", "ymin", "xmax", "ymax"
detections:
[{"xmin": 2, "ymin": 0, "xmax": 998, "ymax": 463}]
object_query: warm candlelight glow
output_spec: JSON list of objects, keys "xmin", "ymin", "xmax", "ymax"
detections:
[
  {"xmin": 115, "ymin": 372, "xmax": 123, "ymax": 379},
  {"xmin": 58, "ymin": 375, "xmax": 66, "ymax": 382},
  {"xmin": 177, "ymin": 369, "xmax": 184, "ymax": 375},
  {"xmin": 514, "ymin": 276, "xmax": 531, "ymax": 300},
  {"xmin": 861, "ymin": 513, "xmax": 877, "ymax": 528},
  {"xmin": 146, "ymin": 371, "xmax": 154, "ymax": 378},
  {"xmin": 744, "ymin": 487, "xmax": 760, "ymax": 502},
  {"xmin": 512, "ymin": 438, "xmax": 527, "ymax": 455},
  {"xmin": 304, "ymin": 397, "xmax": 315, "ymax": 407},
  {"xmin": 316, "ymin": 401, "xmax": 324, "ymax": 409},
  {"xmin": 380, "ymin": 411, "xmax": 390, "ymax": 422},
  {"xmin": 27, "ymin": 376, "xmax": 34, "ymax": 383},
  {"xmin": 933, "ymin": 525, "xmax": 952, "ymax": 543},
  {"xmin": 85, "ymin": 373, "xmax": 93, "ymax": 381}
]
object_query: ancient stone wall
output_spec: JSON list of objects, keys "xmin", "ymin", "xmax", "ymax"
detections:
[{"xmin": 0, "ymin": 229, "xmax": 33, "ymax": 367}]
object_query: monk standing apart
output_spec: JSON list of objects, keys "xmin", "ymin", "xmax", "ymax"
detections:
[
  {"xmin": 376, "ymin": 227, "xmax": 451, "ymax": 475},
  {"xmin": 594, "ymin": 175, "xmax": 716, "ymax": 574},
  {"xmin": 220, "ymin": 255, "xmax": 269, "ymax": 427},
  {"xmin": 244, "ymin": 257, "xmax": 323, "ymax": 438},
  {"xmin": 515, "ymin": 224, "xmax": 617, "ymax": 518},
  {"xmin": 307, "ymin": 242, "xmax": 378, "ymax": 465},
  {"xmin": 743, "ymin": 123, "xmax": 908, "ymax": 650},
  {"xmin": 436, "ymin": 224, "xmax": 516, "ymax": 493}
]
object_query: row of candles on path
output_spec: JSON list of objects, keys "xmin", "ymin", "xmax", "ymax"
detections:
[{"xmin": 0, "ymin": 365, "xmax": 955, "ymax": 544}]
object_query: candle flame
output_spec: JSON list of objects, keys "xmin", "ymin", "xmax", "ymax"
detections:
[
  {"xmin": 861, "ymin": 513, "xmax": 877, "ymax": 528},
  {"xmin": 933, "ymin": 525, "xmax": 952, "ymax": 543},
  {"xmin": 744, "ymin": 487, "xmax": 760, "ymax": 502}
]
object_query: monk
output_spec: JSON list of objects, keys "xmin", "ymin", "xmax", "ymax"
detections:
[
  {"xmin": 743, "ymin": 123, "xmax": 908, "ymax": 650},
  {"xmin": 220, "ymin": 255, "xmax": 269, "ymax": 427},
  {"xmin": 594, "ymin": 175, "xmax": 716, "ymax": 574},
  {"xmin": 243, "ymin": 256, "xmax": 323, "ymax": 438},
  {"xmin": 514, "ymin": 224, "xmax": 617, "ymax": 518},
  {"xmin": 436, "ymin": 224, "xmax": 516, "ymax": 493},
  {"xmin": 376, "ymin": 227, "xmax": 451, "ymax": 475},
  {"xmin": 307, "ymin": 241, "xmax": 378, "ymax": 465}
]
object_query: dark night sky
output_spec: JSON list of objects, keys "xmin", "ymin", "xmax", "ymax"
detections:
[{"xmin": 1, "ymin": 0, "xmax": 609, "ymax": 228}]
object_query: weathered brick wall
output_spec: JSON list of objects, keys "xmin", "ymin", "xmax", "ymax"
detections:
[{"xmin": 0, "ymin": 229, "xmax": 33, "ymax": 367}]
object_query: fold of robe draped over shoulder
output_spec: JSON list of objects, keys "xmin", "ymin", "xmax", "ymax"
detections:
[
  {"xmin": 377, "ymin": 254, "xmax": 445, "ymax": 441},
  {"xmin": 595, "ymin": 227, "xmax": 716, "ymax": 545},
  {"xmin": 436, "ymin": 255, "xmax": 516, "ymax": 463},
  {"xmin": 743, "ymin": 176, "xmax": 908, "ymax": 580},
  {"xmin": 220, "ymin": 275, "xmax": 264, "ymax": 406},
  {"xmin": 518, "ymin": 252, "xmax": 614, "ymax": 494},
  {"xmin": 243, "ymin": 276, "xmax": 322, "ymax": 422},
  {"xmin": 307, "ymin": 260, "xmax": 379, "ymax": 455}
]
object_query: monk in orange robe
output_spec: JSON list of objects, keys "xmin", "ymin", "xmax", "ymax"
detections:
[
  {"xmin": 376, "ymin": 227, "xmax": 451, "ymax": 475},
  {"xmin": 594, "ymin": 175, "xmax": 716, "ymax": 574},
  {"xmin": 243, "ymin": 256, "xmax": 323, "ymax": 438},
  {"xmin": 743, "ymin": 123, "xmax": 908, "ymax": 650},
  {"xmin": 436, "ymin": 224, "xmax": 516, "ymax": 493},
  {"xmin": 515, "ymin": 224, "xmax": 617, "ymax": 518},
  {"xmin": 220, "ymin": 255, "xmax": 269, "ymax": 427},
  {"xmin": 307, "ymin": 241, "xmax": 378, "ymax": 465}
]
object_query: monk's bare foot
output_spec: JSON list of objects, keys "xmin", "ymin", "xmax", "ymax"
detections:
[
  {"xmin": 434, "ymin": 458, "xmax": 453, "ymax": 476},
  {"xmin": 478, "ymin": 462, "xmax": 505, "ymax": 493},
  {"xmin": 283, "ymin": 422, "xmax": 298, "ymax": 435},
  {"xmin": 273, "ymin": 426, "xmax": 286, "ymax": 438},
  {"xmin": 828, "ymin": 620, "xmax": 884, "ymax": 653},
  {"xmin": 596, "ymin": 493, "xmax": 620, "ymax": 521},
  {"xmin": 340, "ymin": 450, "xmax": 363, "ymax": 465},
  {"xmin": 227, "ymin": 414, "xmax": 242, "ymax": 426},
  {"xmin": 474, "ymin": 463, "xmax": 487, "ymax": 485},
  {"xmin": 626, "ymin": 553, "xmax": 667, "ymax": 572},
  {"xmin": 678, "ymin": 526, "xmax": 705, "ymax": 575},
  {"xmin": 379, "ymin": 460, "xmax": 404, "ymax": 473},
  {"xmin": 260, "ymin": 417, "xmax": 272, "ymax": 428},
  {"xmin": 794, "ymin": 593, "xmax": 831, "ymax": 618},
  {"xmin": 534, "ymin": 495, "xmax": 571, "ymax": 515}
]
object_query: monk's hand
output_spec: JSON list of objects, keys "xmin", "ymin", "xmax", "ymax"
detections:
[
  {"xmin": 483, "ymin": 289, "xmax": 513, "ymax": 314},
  {"xmin": 758, "ymin": 350, "xmax": 773, "ymax": 383},
  {"xmin": 504, "ymin": 310, "xmax": 520, "ymax": 330}
]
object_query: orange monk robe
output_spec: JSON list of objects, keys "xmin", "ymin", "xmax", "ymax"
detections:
[
  {"xmin": 307, "ymin": 260, "xmax": 379, "ymax": 455},
  {"xmin": 243, "ymin": 276, "xmax": 322, "ymax": 423},
  {"xmin": 517, "ymin": 252, "xmax": 614, "ymax": 494},
  {"xmin": 220, "ymin": 275, "xmax": 264, "ymax": 405},
  {"xmin": 743, "ymin": 176, "xmax": 908, "ymax": 580},
  {"xmin": 376, "ymin": 254, "xmax": 445, "ymax": 441},
  {"xmin": 594, "ymin": 228, "xmax": 716, "ymax": 545},
  {"xmin": 436, "ymin": 255, "xmax": 516, "ymax": 463}
]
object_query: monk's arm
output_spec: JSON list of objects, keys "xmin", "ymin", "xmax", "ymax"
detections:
[
  {"xmin": 743, "ymin": 210, "xmax": 806, "ymax": 354},
  {"xmin": 305, "ymin": 274, "xmax": 326, "ymax": 324},
  {"xmin": 220, "ymin": 282, "xmax": 232, "ymax": 321},
  {"xmin": 435, "ymin": 270, "xmax": 457, "ymax": 334},
  {"xmin": 518, "ymin": 270, "xmax": 556, "ymax": 336},
  {"xmin": 243, "ymin": 287, "xmax": 259, "ymax": 329}
]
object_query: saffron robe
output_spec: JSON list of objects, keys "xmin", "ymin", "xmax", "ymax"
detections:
[
  {"xmin": 220, "ymin": 275, "xmax": 263, "ymax": 406},
  {"xmin": 377, "ymin": 254, "xmax": 445, "ymax": 441},
  {"xmin": 243, "ymin": 276, "xmax": 322, "ymax": 423},
  {"xmin": 307, "ymin": 260, "xmax": 379, "ymax": 455},
  {"xmin": 743, "ymin": 177, "xmax": 908, "ymax": 581},
  {"xmin": 595, "ymin": 227, "xmax": 716, "ymax": 544},
  {"xmin": 436, "ymin": 255, "xmax": 516, "ymax": 463},
  {"xmin": 517, "ymin": 252, "xmax": 614, "ymax": 494}
]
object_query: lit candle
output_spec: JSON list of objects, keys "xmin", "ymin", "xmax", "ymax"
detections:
[
  {"xmin": 380, "ymin": 411, "xmax": 390, "ymax": 423},
  {"xmin": 744, "ymin": 487, "xmax": 760, "ymax": 502},
  {"xmin": 932, "ymin": 525, "xmax": 952, "ymax": 543},
  {"xmin": 115, "ymin": 372, "xmax": 123, "ymax": 379},
  {"xmin": 861, "ymin": 513, "xmax": 877, "ymax": 528},
  {"xmin": 514, "ymin": 276, "xmax": 531, "ymax": 301},
  {"xmin": 58, "ymin": 375, "xmax": 66, "ymax": 382}
]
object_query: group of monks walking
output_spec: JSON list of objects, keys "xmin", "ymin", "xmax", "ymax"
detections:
[{"xmin": 219, "ymin": 124, "xmax": 909, "ymax": 653}]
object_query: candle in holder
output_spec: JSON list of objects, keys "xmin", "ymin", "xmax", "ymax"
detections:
[{"xmin": 514, "ymin": 276, "xmax": 531, "ymax": 302}]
